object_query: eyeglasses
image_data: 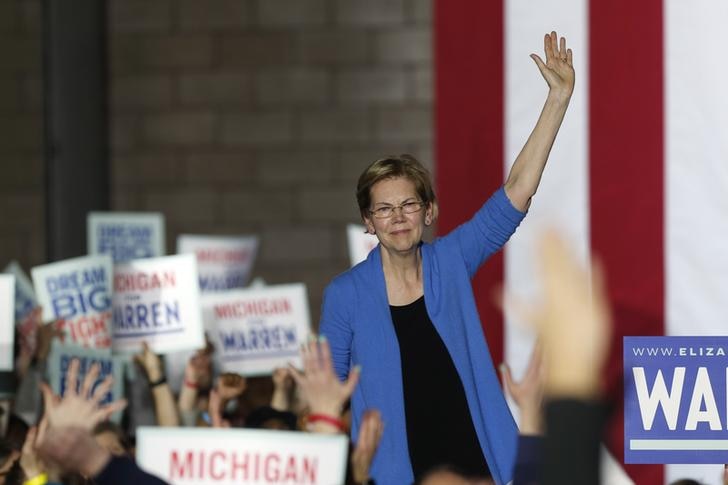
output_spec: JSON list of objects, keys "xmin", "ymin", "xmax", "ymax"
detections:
[{"xmin": 369, "ymin": 200, "xmax": 425, "ymax": 219}]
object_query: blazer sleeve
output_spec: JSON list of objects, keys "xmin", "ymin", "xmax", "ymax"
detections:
[{"xmin": 443, "ymin": 186, "xmax": 526, "ymax": 278}]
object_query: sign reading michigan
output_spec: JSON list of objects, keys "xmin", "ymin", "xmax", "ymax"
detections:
[{"xmin": 624, "ymin": 336, "xmax": 728, "ymax": 464}]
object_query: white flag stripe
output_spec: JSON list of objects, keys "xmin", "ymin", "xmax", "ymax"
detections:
[
  {"xmin": 665, "ymin": 1, "xmax": 728, "ymax": 483},
  {"xmin": 503, "ymin": 0, "xmax": 591, "ymax": 401}
]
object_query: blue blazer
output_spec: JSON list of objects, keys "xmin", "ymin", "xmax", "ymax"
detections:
[{"xmin": 321, "ymin": 187, "xmax": 526, "ymax": 485}]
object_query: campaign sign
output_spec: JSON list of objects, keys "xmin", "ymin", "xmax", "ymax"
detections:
[
  {"xmin": 88, "ymin": 212, "xmax": 165, "ymax": 264},
  {"xmin": 624, "ymin": 336, "xmax": 728, "ymax": 464},
  {"xmin": 0, "ymin": 275, "xmax": 14, "ymax": 371},
  {"xmin": 47, "ymin": 340, "xmax": 125, "ymax": 422},
  {"xmin": 32, "ymin": 255, "xmax": 113, "ymax": 349},
  {"xmin": 204, "ymin": 284, "xmax": 310, "ymax": 376},
  {"xmin": 136, "ymin": 427, "xmax": 348, "ymax": 485},
  {"xmin": 3, "ymin": 261, "xmax": 37, "ymax": 323},
  {"xmin": 112, "ymin": 254, "xmax": 204, "ymax": 354},
  {"xmin": 346, "ymin": 224, "xmax": 378, "ymax": 267},
  {"xmin": 177, "ymin": 235, "xmax": 259, "ymax": 293}
]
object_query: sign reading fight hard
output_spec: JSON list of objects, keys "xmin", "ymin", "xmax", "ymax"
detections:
[
  {"xmin": 136, "ymin": 427, "xmax": 348, "ymax": 485},
  {"xmin": 346, "ymin": 224, "xmax": 378, "ymax": 267},
  {"xmin": 3, "ymin": 261, "xmax": 37, "ymax": 323},
  {"xmin": 112, "ymin": 254, "xmax": 204, "ymax": 354},
  {"xmin": 47, "ymin": 341, "xmax": 125, "ymax": 421},
  {"xmin": 204, "ymin": 284, "xmax": 310, "ymax": 376},
  {"xmin": 0, "ymin": 275, "xmax": 14, "ymax": 371},
  {"xmin": 624, "ymin": 336, "xmax": 728, "ymax": 464},
  {"xmin": 177, "ymin": 235, "xmax": 259, "ymax": 292},
  {"xmin": 32, "ymin": 255, "xmax": 113, "ymax": 349},
  {"xmin": 88, "ymin": 212, "xmax": 165, "ymax": 264}
]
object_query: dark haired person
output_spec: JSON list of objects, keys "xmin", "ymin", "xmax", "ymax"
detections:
[{"xmin": 320, "ymin": 32, "xmax": 575, "ymax": 485}]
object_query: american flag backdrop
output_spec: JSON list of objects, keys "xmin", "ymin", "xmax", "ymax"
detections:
[{"xmin": 435, "ymin": 1, "xmax": 728, "ymax": 485}]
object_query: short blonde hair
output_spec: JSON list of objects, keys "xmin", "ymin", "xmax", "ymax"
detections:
[{"xmin": 356, "ymin": 154, "xmax": 437, "ymax": 219}]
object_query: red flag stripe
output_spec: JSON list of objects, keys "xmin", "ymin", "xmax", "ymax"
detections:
[
  {"xmin": 434, "ymin": 0, "xmax": 506, "ymax": 366},
  {"xmin": 589, "ymin": 0, "xmax": 665, "ymax": 484}
]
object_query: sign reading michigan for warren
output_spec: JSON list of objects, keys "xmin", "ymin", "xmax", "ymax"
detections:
[
  {"xmin": 203, "ymin": 284, "xmax": 310, "ymax": 376},
  {"xmin": 177, "ymin": 235, "xmax": 259, "ymax": 292},
  {"xmin": 112, "ymin": 254, "xmax": 204, "ymax": 354},
  {"xmin": 88, "ymin": 212, "xmax": 165, "ymax": 264},
  {"xmin": 624, "ymin": 336, "xmax": 728, "ymax": 464},
  {"xmin": 32, "ymin": 255, "xmax": 113, "ymax": 350}
]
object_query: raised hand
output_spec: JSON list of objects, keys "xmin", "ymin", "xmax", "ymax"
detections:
[
  {"xmin": 518, "ymin": 232, "xmax": 612, "ymax": 399},
  {"xmin": 530, "ymin": 31, "xmax": 575, "ymax": 101},
  {"xmin": 501, "ymin": 343, "xmax": 544, "ymax": 435},
  {"xmin": 134, "ymin": 341, "xmax": 164, "ymax": 382},
  {"xmin": 289, "ymin": 336, "xmax": 360, "ymax": 417},
  {"xmin": 40, "ymin": 359, "xmax": 127, "ymax": 430}
]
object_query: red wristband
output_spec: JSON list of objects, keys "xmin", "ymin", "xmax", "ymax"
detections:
[
  {"xmin": 307, "ymin": 413, "xmax": 345, "ymax": 431},
  {"xmin": 183, "ymin": 379, "xmax": 198, "ymax": 389}
]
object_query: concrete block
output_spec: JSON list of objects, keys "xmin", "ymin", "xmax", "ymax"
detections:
[
  {"xmin": 143, "ymin": 189, "xmax": 218, "ymax": 223},
  {"xmin": 299, "ymin": 109, "xmax": 370, "ymax": 143},
  {"xmin": 257, "ymin": 149, "xmax": 335, "ymax": 185},
  {"xmin": 375, "ymin": 28, "xmax": 431, "ymax": 63},
  {"xmin": 375, "ymin": 107, "xmax": 431, "ymax": 142},
  {"xmin": 298, "ymin": 187, "xmax": 358, "ymax": 222},
  {"xmin": 142, "ymin": 112, "xmax": 216, "ymax": 145},
  {"xmin": 256, "ymin": 68, "xmax": 330, "ymax": 106},
  {"xmin": 221, "ymin": 112, "xmax": 293, "ymax": 145},
  {"xmin": 336, "ymin": 68, "xmax": 407, "ymax": 103},
  {"xmin": 221, "ymin": 33, "xmax": 297, "ymax": 66},
  {"xmin": 409, "ymin": 66, "xmax": 432, "ymax": 102},
  {"xmin": 184, "ymin": 151, "xmax": 258, "ymax": 185},
  {"xmin": 335, "ymin": 0, "xmax": 405, "ymax": 25},
  {"xmin": 258, "ymin": 0, "xmax": 328, "ymax": 26},
  {"xmin": 222, "ymin": 190, "xmax": 294, "ymax": 223},
  {"xmin": 177, "ymin": 0, "xmax": 251, "ymax": 31},
  {"xmin": 299, "ymin": 31, "xmax": 369, "ymax": 64},
  {"xmin": 179, "ymin": 72, "xmax": 253, "ymax": 106},
  {"xmin": 109, "ymin": 0, "xmax": 171, "ymax": 33},
  {"xmin": 111, "ymin": 75, "xmax": 173, "ymax": 110}
]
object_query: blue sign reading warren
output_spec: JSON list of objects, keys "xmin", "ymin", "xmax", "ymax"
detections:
[{"xmin": 624, "ymin": 336, "xmax": 728, "ymax": 464}]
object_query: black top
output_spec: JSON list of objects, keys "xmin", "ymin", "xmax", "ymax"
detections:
[{"xmin": 390, "ymin": 296, "xmax": 490, "ymax": 481}]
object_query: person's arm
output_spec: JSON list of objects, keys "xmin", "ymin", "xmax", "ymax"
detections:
[
  {"xmin": 504, "ymin": 31, "xmax": 575, "ymax": 211},
  {"xmin": 177, "ymin": 346, "xmax": 213, "ymax": 426},
  {"xmin": 135, "ymin": 343, "xmax": 179, "ymax": 427},
  {"xmin": 289, "ymin": 336, "xmax": 360, "ymax": 434},
  {"xmin": 270, "ymin": 368, "xmax": 293, "ymax": 412},
  {"xmin": 508, "ymin": 231, "xmax": 612, "ymax": 485},
  {"xmin": 207, "ymin": 373, "xmax": 246, "ymax": 429}
]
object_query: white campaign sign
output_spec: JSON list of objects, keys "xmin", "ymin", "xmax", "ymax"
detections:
[
  {"xmin": 203, "ymin": 284, "xmax": 310, "ymax": 376},
  {"xmin": 3, "ymin": 261, "xmax": 37, "ymax": 322},
  {"xmin": 32, "ymin": 255, "xmax": 114, "ymax": 350},
  {"xmin": 177, "ymin": 235, "xmax": 259, "ymax": 292},
  {"xmin": 136, "ymin": 427, "xmax": 348, "ymax": 485},
  {"xmin": 47, "ymin": 340, "xmax": 125, "ymax": 422},
  {"xmin": 0, "ymin": 275, "xmax": 15, "ymax": 371},
  {"xmin": 346, "ymin": 224, "xmax": 378, "ymax": 267},
  {"xmin": 88, "ymin": 212, "xmax": 165, "ymax": 264},
  {"xmin": 112, "ymin": 254, "xmax": 204, "ymax": 354}
]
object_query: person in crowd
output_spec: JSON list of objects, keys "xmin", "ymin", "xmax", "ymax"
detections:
[{"xmin": 319, "ymin": 31, "xmax": 575, "ymax": 485}]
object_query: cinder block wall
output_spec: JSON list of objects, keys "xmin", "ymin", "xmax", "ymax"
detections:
[
  {"xmin": 0, "ymin": 0, "xmax": 44, "ymax": 269},
  {"xmin": 0, "ymin": 0, "xmax": 434, "ymax": 324}
]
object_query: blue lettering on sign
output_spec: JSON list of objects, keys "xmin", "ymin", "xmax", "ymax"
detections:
[
  {"xmin": 97, "ymin": 224, "xmax": 154, "ymax": 263},
  {"xmin": 624, "ymin": 336, "xmax": 728, "ymax": 464},
  {"xmin": 199, "ymin": 273, "xmax": 246, "ymax": 291},
  {"xmin": 46, "ymin": 267, "xmax": 111, "ymax": 320},
  {"xmin": 112, "ymin": 301, "xmax": 182, "ymax": 336},
  {"xmin": 59, "ymin": 354, "xmax": 114, "ymax": 405},
  {"xmin": 219, "ymin": 325, "xmax": 298, "ymax": 358}
]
